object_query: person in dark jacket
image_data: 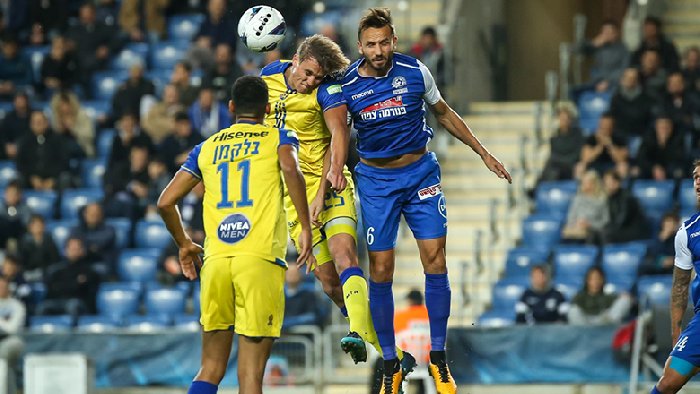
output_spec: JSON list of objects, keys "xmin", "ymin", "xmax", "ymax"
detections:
[
  {"xmin": 630, "ymin": 16, "xmax": 680, "ymax": 73},
  {"xmin": 105, "ymin": 144, "xmax": 150, "ymax": 219},
  {"xmin": 539, "ymin": 104, "xmax": 585, "ymax": 182},
  {"xmin": 69, "ymin": 202, "xmax": 116, "ymax": 271},
  {"xmin": 634, "ymin": 116, "xmax": 686, "ymax": 180},
  {"xmin": 0, "ymin": 180, "xmax": 32, "ymax": 249},
  {"xmin": 18, "ymin": 214, "xmax": 60, "ymax": 281},
  {"xmin": 106, "ymin": 113, "xmax": 153, "ymax": 180},
  {"xmin": 609, "ymin": 68, "xmax": 654, "ymax": 139},
  {"xmin": 516, "ymin": 265, "xmax": 568, "ymax": 324},
  {"xmin": 39, "ymin": 35, "xmax": 79, "ymax": 95},
  {"xmin": 15, "ymin": 111, "xmax": 67, "ymax": 190},
  {"xmin": 0, "ymin": 92, "xmax": 30, "ymax": 160},
  {"xmin": 0, "ymin": 33, "xmax": 32, "ymax": 100},
  {"xmin": 159, "ymin": 112, "xmax": 202, "ymax": 173},
  {"xmin": 601, "ymin": 170, "xmax": 649, "ymax": 243},
  {"xmin": 110, "ymin": 62, "xmax": 155, "ymax": 121}
]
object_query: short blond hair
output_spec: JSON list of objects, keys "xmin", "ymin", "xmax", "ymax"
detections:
[{"xmin": 297, "ymin": 34, "xmax": 350, "ymax": 78}]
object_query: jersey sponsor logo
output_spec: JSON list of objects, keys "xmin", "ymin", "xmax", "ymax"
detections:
[
  {"xmin": 212, "ymin": 130, "xmax": 269, "ymax": 142},
  {"xmin": 691, "ymin": 231, "xmax": 700, "ymax": 239},
  {"xmin": 392, "ymin": 76, "xmax": 407, "ymax": 89},
  {"xmin": 418, "ymin": 183, "xmax": 442, "ymax": 200},
  {"xmin": 351, "ymin": 89, "xmax": 374, "ymax": 100},
  {"xmin": 326, "ymin": 84, "xmax": 342, "ymax": 95},
  {"xmin": 359, "ymin": 97, "xmax": 406, "ymax": 121},
  {"xmin": 217, "ymin": 213, "xmax": 251, "ymax": 244},
  {"xmin": 393, "ymin": 87, "xmax": 408, "ymax": 95}
]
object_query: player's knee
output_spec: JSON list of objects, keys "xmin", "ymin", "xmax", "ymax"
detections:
[
  {"xmin": 331, "ymin": 249, "xmax": 357, "ymax": 271},
  {"xmin": 370, "ymin": 263, "xmax": 393, "ymax": 282},
  {"xmin": 421, "ymin": 249, "xmax": 446, "ymax": 273}
]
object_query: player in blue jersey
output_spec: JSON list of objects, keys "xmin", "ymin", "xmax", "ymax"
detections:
[
  {"xmin": 341, "ymin": 8, "xmax": 512, "ymax": 394},
  {"xmin": 651, "ymin": 160, "xmax": 700, "ymax": 393}
]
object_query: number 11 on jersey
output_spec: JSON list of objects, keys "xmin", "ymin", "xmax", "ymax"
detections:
[{"xmin": 216, "ymin": 159, "xmax": 253, "ymax": 209}]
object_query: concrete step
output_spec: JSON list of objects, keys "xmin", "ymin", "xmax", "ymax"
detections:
[
  {"xmin": 462, "ymin": 115, "xmax": 536, "ymax": 130},
  {"xmin": 469, "ymin": 101, "xmax": 541, "ymax": 115}
]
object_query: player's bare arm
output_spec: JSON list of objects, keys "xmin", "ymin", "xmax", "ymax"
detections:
[
  {"xmin": 429, "ymin": 99, "xmax": 512, "ymax": 183},
  {"xmin": 279, "ymin": 144, "xmax": 315, "ymax": 271},
  {"xmin": 671, "ymin": 266, "xmax": 692, "ymax": 345},
  {"xmin": 157, "ymin": 171, "xmax": 204, "ymax": 280},
  {"xmin": 324, "ymin": 104, "xmax": 350, "ymax": 192},
  {"xmin": 310, "ymin": 149, "xmax": 332, "ymax": 227}
]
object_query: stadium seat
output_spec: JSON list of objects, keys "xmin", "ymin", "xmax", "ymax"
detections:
[
  {"xmin": 0, "ymin": 102, "xmax": 12, "ymax": 119},
  {"xmin": 96, "ymin": 129, "xmax": 115, "ymax": 159},
  {"xmin": 168, "ymin": 14, "xmax": 204, "ymax": 41},
  {"xmin": 631, "ymin": 180, "xmax": 674, "ymax": 228},
  {"xmin": 604, "ymin": 279, "xmax": 634, "ymax": 295},
  {"xmin": 134, "ymin": 220, "xmax": 173, "ymax": 249},
  {"xmin": 554, "ymin": 281, "xmax": 579, "ymax": 301},
  {"xmin": 504, "ymin": 247, "xmax": 547, "ymax": 278},
  {"xmin": 491, "ymin": 277, "xmax": 528, "ymax": 312},
  {"xmin": 92, "ymin": 70, "xmax": 129, "ymax": 101},
  {"xmin": 124, "ymin": 315, "xmax": 171, "ymax": 332},
  {"xmin": 81, "ymin": 159, "xmax": 107, "ymax": 189},
  {"xmin": 60, "ymin": 188, "xmax": 104, "ymax": 220},
  {"xmin": 83, "ymin": 101, "xmax": 111, "ymax": 120},
  {"xmin": 118, "ymin": 248, "xmax": 160, "ymax": 283},
  {"xmin": 106, "ymin": 217, "xmax": 132, "ymax": 249},
  {"xmin": 680, "ymin": 179, "xmax": 697, "ymax": 218},
  {"xmin": 111, "ymin": 42, "xmax": 149, "ymax": 70},
  {"xmin": 0, "ymin": 161, "xmax": 17, "ymax": 188},
  {"xmin": 150, "ymin": 41, "xmax": 188, "ymax": 70},
  {"xmin": 477, "ymin": 309, "xmax": 515, "ymax": 327},
  {"xmin": 76, "ymin": 315, "xmax": 120, "ymax": 333},
  {"xmin": 22, "ymin": 45, "xmax": 50, "ymax": 83},
  {"xmin": 577, "ymin": 90, "xmax": 612, "ymax": 134},
  {"xmin": 97, "ymin": 283, "xmax": 141, "ymax": 319},
  {"xmin": 521, "ymin": 214, "xmax": 562, "ymax": 255},
  {"xmin": 146, "ymin": 287, "xmax": 187, "ymax": 316},
  {"xmin": 602, "ymin": 243, "xmax": 647, "ymax": 283},
  {"xmin": 29, "ymin": 315, "xmax": 73, "ymax": 333},
  {"xmin": 173, "ymin": 314, "xmax": 200, "ymax": 331},
  {"xmin": 638, "ymin": 275, "xmax": 673, "ymax": 307},
  {"xmin": 552, "ymin": 245, "xmax": 598, "ymax": 286},
  {"xmin": 24, "ymin": 190, "xmax": 58, "ymax": 219},
  {"xmin": 145, "ymin": 281, "xmax": 191, "ymax": 295},
  {"xmin": 45, "ymin": 219, "xmax": 78, "ymax": 251},
  {"xmin": 535, "ymin": 180, "xmax": 578, "ymax": 219}
]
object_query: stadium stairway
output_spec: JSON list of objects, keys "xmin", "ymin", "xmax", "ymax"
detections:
[
  {"xmin": 662, "ymin": 0, "xmax": 700, "ymax": 53},
  {"xmin": 391, "ymin": 101, "xmax": 548, "ymax": 326}
]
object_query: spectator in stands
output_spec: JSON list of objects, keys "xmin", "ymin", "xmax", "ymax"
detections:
[
  {"xmin": 144, "ymin": 156, "xmax": 171, "ymax": 218},
  {"xmin": 143, "ymin": 83, "xmax": 183, "ymax": 144},
  {"xmin": 516, "ymin": 265, "xmax": 568, "ymax": 324},
  {"xmin": 640, "ymin": 212, "xmax": 679, "ymax": 276},
  {"xmin": 538, "ymin": 103, "xmax": 584, "ymax": 182},
  {"xmin": 0, "ymin": 276, "xmax": 26, "ymax": 394},
  {"xmin": 104, "ymin": 144, "xmax": 150, "ymax": 219},
  {"xmin": 111, "ymin": 61, "xmax": 155, "ymax": 122},
  {"xmin": 634, "ymin": 116, "xmax": 686, "ymax": 180},
  {"xmin": 188, "ymin": 85, "xmax": 231, "ymax": 138},
  {"xmin": 18, "ymin": 214, "xmax": 59, "ymax": 282},
  {"xmin": 2, "ymin": 2, "xmax": 28, "ymax": 35},
  {"xmin": 36, "ymin": 236, "xmax": 99, "ymax": 316},
  {"xmin": 1, "ymin": 254, "xmax": 30, "ymax": 305},
  {"xmin": 170, "ymin": 61, "xmax": 199, "ymax": 107},
  {"xmin": 0, "ymin": 91, "xmax": 30, "ymax": 160},
  {"xmin": 601, "ymin": 170, "xmax": 648, "ymax": 244},
  {"xmin": 157, "ymin": 224, "xmax": 202, "ymax": 285},
  {"xmin": 609, "ymin": 68, "xmax": 654, "ymax": 139},
  {"xmin": 638, "ymin": 49, "xmax": 667, "ymax": 104},
  {"xmin": 283, "ymin": 264, "xmax": 323, "ymax": 329},
  {"xmin": 106, "ymin": 113, "xmax": 153, "ymax": 177},
  {"xmin": 0, "ymin": 33, "xmax": 32, "ymax": 99},
  {"xmin": 178, "ymin": 182, "xmax": 204, "ymax": 237},
  {"xmin": 50, "ymin": 91, "xmax": 95, "ymax": 157},
  {"xmin": 568, "ymin": 266, "xmax": 631, "ymax": 325},
  {"xmin": 16, "ymin": 111, "xmax": 67, "ymax": 191},
  {"xmin": 188, "ymin": 0, "xmax": 237, "ymax": 70},
  {"xmin": 576, "ymin": 113, "xmax": 629, "ymax": 178},
  {"xmin": 118, "ymin": 0, "xmax": 169, "ymax": 42},
  {"xmin": 49, "ymin": 96, "xmax": 86, "ymax": 185},
  {"xmin": 203, "ymin": 43, "xmax": 244, "ymax": 102},
  {"xmin": 561, "ymin": 170, "xmax": 609, "ymax": 244},
  {"xmin": 69, "ymin": 203, "xmax": 116, "ymax": 273},
  {"xmin": 160, "ymin": 112, "xmax": 201, "ymax": 173},
  {"xmin": 576, "ymin": 19, "xmax": 628, "ymax": 94},
  {"xmin": 682, "ymin": 46, "xmax": 700, "ymax": 94},
  {"xmin": 28, "ymin": 0, "xmax": 69, "ymax": 37},
  {"xmin": 631, "ymin": 16, "xmax": 680, "ymax": 73},
  {"xmin": 0, "ymin": 180, "xmax": 31, "ymax": 251},
  {"xmin": 39, "ymin": 35, "xmax": 79, "ymax": 96},
  {"xmin": 409, "ymin": 26, "xmax": 445, "ymax": 90},
  {"xmin": 657, "ymin": 72, "xmax": 698, "ymax": 135}
]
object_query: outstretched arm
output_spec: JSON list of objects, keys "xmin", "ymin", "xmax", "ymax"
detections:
[
  {"xmin": 671, "ymin": 224, "xmax": 694, "ymax": 346},
  {"xmin": 323, "ymin": 104, "xmax": 350, "ymax": 192}
]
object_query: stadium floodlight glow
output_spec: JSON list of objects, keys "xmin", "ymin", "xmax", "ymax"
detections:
[{"xmin": 313, "ymin": 1, "xmax": 325, "ymax": 14}]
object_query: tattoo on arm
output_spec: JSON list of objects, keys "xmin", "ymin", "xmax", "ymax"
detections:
[{"xmin": 672, "ymin": 267, "xmax": 692, "ymax": 329}]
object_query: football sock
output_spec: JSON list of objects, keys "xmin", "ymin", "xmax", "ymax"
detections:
[
  {"xmin": 340, "ymin": 305, "xmax": 348, "ymax": 318},
  {"xmin": 650, "ymin": 386, "xmax": 661, "ymax": 394},
  {"xmin": 425, "ymin": 273, "xmax": 451, "ymax": 351},
  {"xmin": 369, "ymin": 280, "xmax": 397, "ymax": 359},
  {"xmin": 188, "ymin": 381, "xmax": 218, "ymax": 394}
]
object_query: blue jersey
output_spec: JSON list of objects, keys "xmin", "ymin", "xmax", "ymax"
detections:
[
  {"xmin": 341, "ymin": 53, "xmax": 442, "ymax": 159},
  {"xmin": 675, "ymin": 213, "xmax": 700, "ymax": 311}
]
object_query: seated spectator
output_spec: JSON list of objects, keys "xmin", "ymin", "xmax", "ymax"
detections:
[
  {"xmin": 659, "ymin": 72, "xmax": 699, "ymax": 135},
  {"xmin": 112, "ymin": 61, "xmax": 155, "ymax": 122},
  {"xmin": 143, "ymin": 83, "xmax": 183, "ymax": 144},
  {"xmin": 409, "ymin": 26, "xmax": 445, "ymax": 90},
  {"xmin": 601, "ymin": 170, "xmax": 649, "ymax": 244},
  {"xmin": 18, "ymin": 214, "xmax": 60, "ymax": 282},
  {"xmin": 0, "ymin": 276, "xmax": 26, "ymax": 393},
  {"xmin": 69, "ymin": 203, "xmax": 116, "ymax": 274},
  {"xmin": 15, "ymin": 111, "xmax": 67, "ymax": 191},
  {"xmin": 516, "ymin": 265, "xmax": 568, "ymax": 325},
  {"xmin": 576, "ymin": 113, "xmax": 629, "ymax": 178},
  {"xmin": 189, "ymin": 86, "xmax": 231, "ymax": 138},
  {"xmin": 160, "ymin": 112, "xmax": 202, "ymax": 173},
  {"xmin": 1, "ymin": 255, "xmax": 31, "ymax": 305},
  {"xmin": 0, "ymin": 92, "xmax": 30, "ymax": 160},
  {"xmin": 50, "ymin": 91, "xmax": 95, "ymax": 157},
  {"xmin": 576, "ymin": 19, "xmax": 628, "ymax": 94},
  {"xmin": 538, "ymin": 103, "xmax": 584, "ymax": 182},
  {"xmin": 638, "ymin": 49, "xmax": 667, "ymax": 104},
  {"xmin": 0, "ymin": 33, "xmax": 32, "ymax": 100},
  {"xmin": 640, "ymin": 212, "xmax": 679, "ymax": 276},
  {"xmin": 682, "ymin": 46, "xmax": 700, "ymax": 94},
  {"xmin": 609, "ymin": 68, "xmax": 654, "ymax": 139},
  {"xmin": 118, "ymin": 0, "xmax": 169, "ymax": 42},
  {"xmin": 144, "ymin": 157, "xmax": 172, "ymax": 218},
  {"xmin": 203, "ymin": 43, "xmax": 244, "ymax": 102},
  {"xmin": 40, "ymin": 35, "xmax": 79, "ymax": 96},
  {"xmin": 27, "ymin": 0, "xmax": 68, "ymax": 38},
  {"xmin": 171, "ymin": 61, "xmax": 199, "ymax": 107},
  {"xmin": 568, "ymin": 266, "xmax": 631, "ymax": 325},
  {"xmin": 0, "ymin": 181, "xmax": 31, "ymax": 250},
  {"xmin": 630, "ymin": 16, "xmax": 680, "ymax": 73},
  {"xmin": 187, "ymin": 0, "xmax": 237, "ymax": 70},
  {"xmin": 35, "ymin": 237, "xmax": 99, "ymax": 316},
  {"xmin": 283, "ymin": 264, "xmax": 323, "ymax": 329},
  {"xmin": 561, "ymin": 170, "xmax": 609, "ymax": 244},
  {"xmin": 633, "ymin": 116, "xmax": 686, "ymax": 180},
  {"xmin": 106, "ymin": 113, "xmax": 153, "ymax": 176},
  {"xmin": 105, "ymin": 145, "xmax": 150, "ymax": 219}
]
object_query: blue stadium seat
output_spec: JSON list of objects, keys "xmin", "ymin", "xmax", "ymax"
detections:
[
  {"xmin": 24, "ymin": 190, "xmax": 58, "ymax": 219},
  {"xmin": 535, "ymin": 180, "xmax": 578, "ymax": 219},
  {"xmin": 145, "ymin": 281, "xmax": 191, "ymax": 295},
  {"xmin": 491, "ymin": 277, "xmax": 528, "ymax": 312},
  {"xmin": 118, "ymin": 248, "xmax": 160, "ymax": 283},
  {"xmin": 0, "ymin": 161, "xmax": 17, "ymax": 188},
  {"xmin": 0, "ymin": 102, "xmax": 13, "ymax": 119},
  {"xmin": 60, "ymin": 188, "xmax": 104, "ymax": 220},
  {"xmin": 76, "ymin": 315, "xmax": 120, "ymax": 333},
  {"xmin": 504, "ymin": 247, "xmax": 547, "ymax": 278},
  {"xmin": 81, "ymin": 159, "xmax": 107, "ymax": 189},
  {"xmin": 97, "ymin": 283, "xmax": 141, "ymax": 318},
  {"xmin": 631, "ymin": 180, "xmax": 674, "ymax": 228},
  {"xmin": 106, "ymin": 217, "xmax": 132, "ymax": 249},
  {"xmin": 92, "ymin": 70, "xmax": 129, "ymax": 101},
  {"xmin": 680, "ymin": 179, "xmax": 697, "ymax": 218},
  {"xmin": 124, "ymin": 315, "xmax": 171, "ymax": 332},
  {"xmin": 173, "ymin": 314, "xmax": 200, "ymax": 331},
  {"xmin": 577, "ymin": 90, "xmax": 613, "ymax": 134},
  {"xmin": 135, "ymin": 220, "xmax": 172, "ymax": 249},
  {"xmin": 29, "ymin": 315, "xmax": 73, "ymax": 333},
  {"xmin": 145, "ymin": 69, "xmax": 172, "ymax": 95},
  {"xmin": 30, "ymin": 282, "xmax": 47, "ymax": 305},
  {"xmin": 22, "ymin": 45, "xmax": 50, "ymax": 83},
  {"xmin": 554, "ymin": 281, "xmax": 579, "ymax": 301},
  {"xmin": 168, "ymin": 14, "xmax": 204, "ymax": 41},
  {"xmin": 96, "ymin": 129, "xmax": 115, "ymax": 159},
  {"xmin": 146, "ymin": 287, "xmax": 187, "ymax": 316},
  {"xmin": 83, "ymin": 101, "xmax": 111, "ymax": 120},
  {"xmin": 45, "ymin": 219, "xmax": 78, "ymax": 251},
  {"xmin": 552, "ymin": 246, "xmax": 598, "ymax": 286},
  {"xmin": 477, "ymin": 309, "xmax": 515, "ymax": 327},
  {"xmin": 150, "ymin": 41, "xmax": 188, "ymax": 70},
  {"xmin": 638, "ymin": 275, "xmax": 673, "ymax": 307},
  {"xmin": 521, "ymin": 214, "xmax": 562, "ymax": 255},
  {"xmin": 604, "ymin": 278, "xmax": 634, "ymax": 295},
  {"xmin": 602, "ymin": 243, "xmax": 647, "ymax": 283},
  {"xmin": 111, "ymin": 42, "xmax": 149, "ymax": 70}
]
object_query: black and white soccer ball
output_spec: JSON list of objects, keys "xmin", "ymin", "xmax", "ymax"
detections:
[{"xmin": 237, "ymin": 6, "xmax": 286, "ymax": 52}]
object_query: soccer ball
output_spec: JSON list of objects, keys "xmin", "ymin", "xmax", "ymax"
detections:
[{"xmin": 237, "ymin": 6, "xmax": 286, "ymax": 52}]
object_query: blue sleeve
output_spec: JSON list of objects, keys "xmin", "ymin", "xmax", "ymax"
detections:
[
  {"xmin": 278, "ymin": 128, "xmax": 299, "ymax": 148},
  {"xmin": 316, "ymin": 81, "xmax": 346, "ymax": 111},
  {"xmin": 180, "ymin": 143, "xmax": 203, "ymax": 179}
]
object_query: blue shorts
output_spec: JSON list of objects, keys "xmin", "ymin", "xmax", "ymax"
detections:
[
  {"xmin": 354, "ymin": 152, "xmax": 447, "ymax": 251},
  {"xmin": 670, "ymin": 313, "xmax": 700, "ymax": 367}
]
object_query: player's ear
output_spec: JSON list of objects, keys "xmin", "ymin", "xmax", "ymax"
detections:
[
  {"xmin": 228, "ymin": 100, "xmax": 235, "ymax": 114},
  {"xmin": 292, "ymin": 53, "xmax": 298, "ymax": 67},
  {"xmin": 392, "ymin": 35, "xmax": 398, "ymax": 50},
  {"xmin": 265, "ymin": 102, "xmax": 271, "ymax": 115}
]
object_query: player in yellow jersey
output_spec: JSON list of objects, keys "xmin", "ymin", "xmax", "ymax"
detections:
[
  {"xmin": 260, "ymin": 34, "xmax": 416, "ymax": 376},
  {"xmin": 157, "ymin": 76, "xmax": 313, "ymax": 394}
]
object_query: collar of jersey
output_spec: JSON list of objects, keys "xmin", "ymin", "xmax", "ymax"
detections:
[
  {"xmin": 236, "ymin": 120, "xmax": 258, "ymax": 125},
  {"xmin": 356, "ymin": 56, "xmax": 394, "ymax": 79}
]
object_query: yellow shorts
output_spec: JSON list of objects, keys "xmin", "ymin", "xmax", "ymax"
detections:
[
  {"xmin": 199, "ymin": 255, "xmax": 285, "ymax": 337},
  {"xmin": 285, "ymin": 168, "xmax": 358, "ymax": 266}
]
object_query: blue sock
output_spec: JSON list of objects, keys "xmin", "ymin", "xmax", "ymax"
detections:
[
  {"xmin": 369, "ymin": 280, "xmax": 397, "ymax": 360},
  {"xmin": 340, "ymin": 306, "xmax": 348, "ymax": 318},
  {"xmin": 188, "ymin": 381, "xmax": 218, "ymax": 394},
  {"xmin": 425, "ymin": 273, "xmax": 451, "ymax": 351},
  {"xmin": 650, "ymin": 386, "xmax": 661, "ymax": 394}
]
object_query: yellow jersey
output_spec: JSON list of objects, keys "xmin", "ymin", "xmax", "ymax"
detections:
[
  {"xmin": 180, "ymin": 121, "xmax": 299, "ymax": 265},
  {"xmin": 260, "ymin": 60, "xmax": 346, "ymax": 175}
]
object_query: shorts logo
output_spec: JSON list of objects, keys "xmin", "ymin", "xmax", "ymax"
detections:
[
  {"xmin": 418, "ymin": 183, "xmax": 442, "ymax": 200},
  {"xmin": 217, "ymin": 214, "xmax": 251, "ymax": 244},
  {"xmin": 392, "ymin": 76, "xmax": 407, "ymax": 89},
  {"xmin": 438, "ymin": 195, "xmax": 447, "ymax": 219}
]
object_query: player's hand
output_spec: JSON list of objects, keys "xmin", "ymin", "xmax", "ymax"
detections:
[
  {"xmin": 309, "ymin": 193, "xmax": 324, "ymax": 228},
  {"xmin": 326, "ymin": 166, "xmax": 347, "ymax": 192},
  {"xmin": 178, "ymin": 240, "xmax": 204, "ymax": 280},
  {"xmin": 296, "ymin": 228, "xmax": 316, "ymax": 274},
  {"xmin": 482, "ymin": 153, "xmax": 512, "ymax": 184}
]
